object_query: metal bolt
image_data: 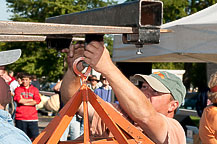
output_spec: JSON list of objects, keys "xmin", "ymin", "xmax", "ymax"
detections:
[
  {"xmin": 136, "ymin": 44, "xmax": 143, "ymax": 55},
  {"xmin": 136, "ymin": 48, "xmax": 143, "ymax": 55}
]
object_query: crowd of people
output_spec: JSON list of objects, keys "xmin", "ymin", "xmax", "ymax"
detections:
[
  {"xmin": 0, "ymin": 41, "xmax": 216, "ymax": 144},
  {"xmin": 0, "ymin": 65, "xmax": 41, "ymax": 141}
]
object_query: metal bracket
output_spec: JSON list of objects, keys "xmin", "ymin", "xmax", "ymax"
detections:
[
  {"xmin": 47, "ymin": 37, "xmax": 72, "ymax": 51},
  {"xmin": 122, "ymin": 25, "xmax": 160, "ymax": 45}
]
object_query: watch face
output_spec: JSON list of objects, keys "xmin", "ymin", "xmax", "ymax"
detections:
[{"xmin": 0, "ymin": 49, "xmax": 21, "ymax": 66}]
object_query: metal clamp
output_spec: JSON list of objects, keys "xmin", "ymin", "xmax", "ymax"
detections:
[{"xmin": 73, "ymin": 57, "xmax": 91, "ymax": 83}]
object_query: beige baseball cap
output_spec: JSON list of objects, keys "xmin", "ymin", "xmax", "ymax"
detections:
[
  {"xmin": 133, "ymin": 71, "xmax": 186, "ymax": 107},
  {"xmin": 0, "ymin": 49, "xmax": 21, "ymax": 66}
]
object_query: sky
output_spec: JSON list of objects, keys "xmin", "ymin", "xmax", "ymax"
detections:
[{"xmin": 0, "ymin": 0, "xmax": 126, "ymax": 21}]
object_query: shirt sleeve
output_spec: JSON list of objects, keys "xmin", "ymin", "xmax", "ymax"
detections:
[
  {"xmin": 94, "ymin": 89, "xmax": 99, "ymax": 96},
  {"xmin": 13, "ymin": 88, "xmax": 21, "ymax": 102},
  {"xmin": 161, "ymin": 114, "xmax": 186, "ymax": 144},
  {"xmin": 90, "ymin": 104, "xmax": 186, "ymax": 144},
  {"xmin": 33, "ymin": 88, "xmax": 41, "ymax": 104}
]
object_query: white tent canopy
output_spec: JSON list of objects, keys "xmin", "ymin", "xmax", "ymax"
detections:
[{"xmin": 112, "ymin": 3, "xmax": 217, "ymax": 63}]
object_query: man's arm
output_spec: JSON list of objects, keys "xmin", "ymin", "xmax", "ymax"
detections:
[
  {"xmin": 60, "ymin": 43, "xmax": 95, "ymax": 120},
  {"xmin": 18, "ymin": 88, "xmax": 41, "ymax": 106},
  {"xmin": 53, "ymin": 80, "xmax": 62, "ymax": 92},
  {"xmin": 84, "ymin": 41, "xmax": 168, "ymax": 143},
  {"xmin": 60, "ymin": 43, "xmax": 85, "ymax": 104},
  {"xmin": 19, "ymin": 98, "xmax": 37, "ymax": 106}
]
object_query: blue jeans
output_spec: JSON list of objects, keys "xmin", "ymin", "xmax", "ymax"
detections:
[
  {"xmin": 80, "ymin": 118, "xmax": 84, "ymax": 135},
  {"xmin": 60, "ymin": 115, "xmax": 81, "ymax": 141},
  {"xmin": 15, "ymin": 120, "xmax": 39, "ymax": 140},
  {"xmin": 11, "ymin": 101, "xmax": 16, "ymax": 120}
]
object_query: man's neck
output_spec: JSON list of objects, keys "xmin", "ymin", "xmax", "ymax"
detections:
[
  {"xmin": 103, "ymin": 85, "xmax": 109, "ymax": 89},
  {"xmin": 24, "ymin": 85, "xmax": 30, "ymax": 89},
  {"xmin": 166, "ymin": 112, "xmax": 174, "ymax": 118},
  {"xmin": 92, "ymin": 85, "xmax": 96, "ymax": 89}
]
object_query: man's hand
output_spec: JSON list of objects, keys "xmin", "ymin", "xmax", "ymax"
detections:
[
  {"xmin": 61, "ymin": 42, "xmax": 86, "ymax": 104},
  {"xmin": 61, "ymin": 42, "xmax": 85, "ymax": 74},
  {"xmin": 84, "ymin": 41, "xmax": 112, "ymax": 74}
]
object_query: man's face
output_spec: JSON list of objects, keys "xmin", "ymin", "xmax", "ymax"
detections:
[
  {"xmin": 140, "ymin": 81, "xmax": 173, "ymax": 115},
  {"xmin": 0, "ymin": 77, "xmax": 11, "ymax": 107},
  {"xmin": 0, "ymin": 66, "xmax": 5, "ymax": 76},
  {"xmin": 90, "ymin": 78, "xmax": 98, "ymax": 86},
  {"xmin": 0, "ymin": 70, "xmax": 4, "ymax": 77},
  {"xmin": 101, "ymin": 76, "xmax": 109, "ymax": 86},
  {"xmin": 22, "ymin": 77, "xmax": 31, "ymax": 87}
]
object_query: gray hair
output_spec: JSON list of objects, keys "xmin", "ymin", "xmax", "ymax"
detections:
[{"xmin": 208, "ymin": 72, "xmax": 217, "ymax": 103}]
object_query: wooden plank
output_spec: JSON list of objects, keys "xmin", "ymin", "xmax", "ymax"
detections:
[
  {"xmin": 0, "ymin": 35, "xmax": 46, "ymax": 42},
  {"xmin": 0, "ymin": 35, "xmax": 85, "ymax": 42},
  {"xmin": 0, "ymin": 21, "xmax": 135, "ymax": 35}
]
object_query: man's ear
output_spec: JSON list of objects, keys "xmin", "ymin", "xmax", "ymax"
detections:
[{"xmin": 168, "ymin": 100, "xmax": 179, "ymax": 113}]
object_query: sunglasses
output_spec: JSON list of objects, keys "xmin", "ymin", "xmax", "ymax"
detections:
[{"xmin": 90, "ymin": 79, "xmax": 98, "ymax": 82}]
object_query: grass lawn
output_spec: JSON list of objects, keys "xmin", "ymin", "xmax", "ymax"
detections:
[{"xmin": 190, "ymin": 116, "xmax": 200, "ymax": 128}]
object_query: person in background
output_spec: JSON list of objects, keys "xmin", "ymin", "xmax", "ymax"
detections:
[
  {"xmin": 0, "ymin": 66, "xmax": 5, "ymax": 77},
  {"xmin": 94, "ymin": 75, "xmax": 112, "ymax": 103},
  {"xmin": 16, "ymin": 72, "xmax": 24, "ymax": 85},
  {"xmin": 87, "ymin": 75, "xmax": 100, "ymax": 91},
  {"xmin": 8, "ymin": 70, "xmax": 14, "ymax": 77},
  {"xmin": 199, "ymin": 72, "xmax": 217, "ymax": 144},
  {"xmin": 0, "ymin": 67, "xmax": 12, "ymax": 83},
  {"xmin": 0, "ymin": 67, "xmax": 17, "ymax": 116},
  {"xmin": 14, "ymin": 73, "xmax": 41, "ymax": 141},
  {"xmin": 8, "ymin": 70, "xmax": 16, "ymax": 85},
  {"xmin": 196, "ymin": 86, "xmax": 210, "ymax": 117},
  {"xmin": 8, "ymin": 72, "xmax": 20, "ymax": 120},
  {"xmin": 0, "ymin": 49, "xmax": 32, "ymax": 143},
  {"xmin": 31, "ymin": 75, "xmax": 40, "ymax": 90}
]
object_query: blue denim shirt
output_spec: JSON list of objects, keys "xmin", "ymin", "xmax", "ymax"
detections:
[
  {"xmin": 94, "ymin": 87, "xmax": 112, "ymax": 103},
  {"xmin": 0, "ymin": 109, "xmax": 32, "ymax": 144}
]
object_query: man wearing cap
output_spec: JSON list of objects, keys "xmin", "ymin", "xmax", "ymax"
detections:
[
  {"xmin": 87, "ymin": 75, "xmax": 100, "ymax": 91},
  {"xmin": 61, "ymin": 42, "xmax": 186, "ymax": 143},
  {"xmin": 0, "ymin": 49, "xmax": 32, "ymax": 143}
]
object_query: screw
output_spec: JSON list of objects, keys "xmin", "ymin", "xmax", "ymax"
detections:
[{"xmin": 136, "ymin": 48, "xmax": 143, "ymax": 55}]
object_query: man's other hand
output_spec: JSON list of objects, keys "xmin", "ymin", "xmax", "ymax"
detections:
[{"xmin": 61, "ymin": 42, "xmax": 85, "ymax": 73}]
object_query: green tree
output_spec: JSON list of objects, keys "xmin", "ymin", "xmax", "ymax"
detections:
[
  {"xmin": 188, "ymin": 0, "xmax": 217, "ymax": 14},
  {"xmin": 2, "ymin": 0, "xmax": 117, "ymax": 83},
  {"xmin": 161, "ymin": 0, "xmax": 188, "ymax": 23}
]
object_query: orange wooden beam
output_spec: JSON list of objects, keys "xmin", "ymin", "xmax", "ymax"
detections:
[
  {"xmin": 33, "ymin": 90, "xmax": 82, "ymax": 144},
  {"xmin": 88, "ymin": 89, "xmax": 154, "ymax": 144}
]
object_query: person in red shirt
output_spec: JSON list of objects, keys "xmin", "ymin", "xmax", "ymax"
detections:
[{"xmin": 14, "ymin": 73, "xmax": 41, "ymax": 141}]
